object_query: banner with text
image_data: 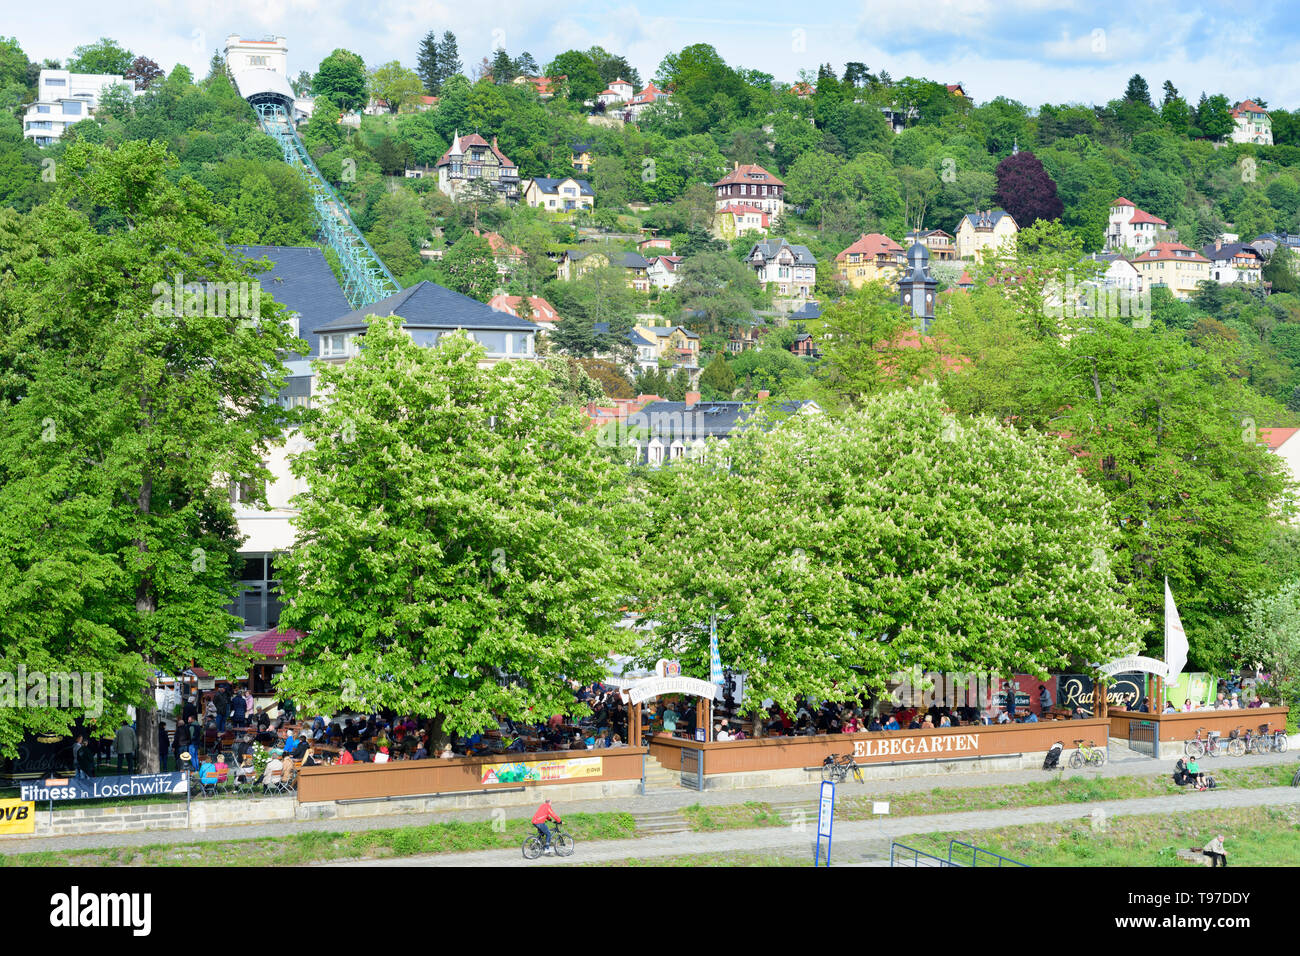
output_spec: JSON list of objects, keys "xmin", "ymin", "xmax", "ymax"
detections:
[
  {"xmin": 20, "ymin": 772, "xmax": 188, "ymax": 803},
  {"xmin": 1057, "ymin": 672, "xmax": 1145, "ymax": 717},
  {"xmin": 479, "ymin": 757, "xmax": 603, "ymax": 786}
]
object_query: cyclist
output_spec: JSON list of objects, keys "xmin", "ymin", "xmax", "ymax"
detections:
[{"xmin": 531, "ymin": 799, "xmax": 563, "ymax": 855}]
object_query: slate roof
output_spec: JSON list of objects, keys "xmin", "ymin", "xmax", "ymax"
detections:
[
  {"xmin": 628, "ymin": 399, "xmax": 819, "ymax": 441},
  {"xmin": 788, "ymin": 300, "xmax": 822, "ymax": 320},
  {"xmin": 314, "ymin": 280, "xmax": 539, "ymax": 335},
  {"xmin": 749, "ymin": 238, "xmax": 817, "ymax": 265},
  {"xmin": 529, "ymin": 177, "xmax": 595, "ymax": 196},
  {"xmin": 616, "ymin": 251, "xmax": 651, "ymax": 270},
  {"xmin": 1201, "ymin": 242, "xmax": 1264, "ymax": 262},
  {"xmin": 961, "ymin": 209, "xmax": 1015, "ymax": 230},
  {"xmin": 231, "ymin": 245, "xmax": 352, "ymax": 358}
]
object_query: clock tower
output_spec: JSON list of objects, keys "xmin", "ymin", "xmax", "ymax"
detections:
[{"xmin": 898, "ymin": 242, "xmax": 938, "ymax": 332}]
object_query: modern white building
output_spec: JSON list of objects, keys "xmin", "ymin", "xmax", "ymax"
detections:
[
  {"xmin": 22, "ymin": 70, "xmax": 129, "ymax": 145},
  {"xmin": 224, "ymin": 34, "xmax": 313, "ymax": 122}
]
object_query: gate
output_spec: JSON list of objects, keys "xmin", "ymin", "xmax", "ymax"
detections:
[
  {"xmin": 1128, "ymin": 719, "xmax": 1156, "ymax": 757},
  {"xmin": 680, "ymin": 747, "xmax": 704, "ymax": 790}
]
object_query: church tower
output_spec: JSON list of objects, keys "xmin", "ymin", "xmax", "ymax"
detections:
[{"xmin": 898, "ymin": 242, "xmax": 938, "ymax": 332}]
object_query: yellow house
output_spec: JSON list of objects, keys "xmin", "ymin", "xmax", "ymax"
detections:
[
  {"xmin": 556, "ymin": 249, "xmax": 608, "ymax": 281},
  {"xmin": 835, "ymin": 233, "xmax": 906, "ymax": 287},
  {"xmin": 522, "ymin": 176, "xmax": 595, "ymax": 212},
  {"xmin": 571, "ymin": 140, "xmax": 594, "ymax": 173},
  {"xmin": 1130, "ymin": 242, "xmax": 1210, "ymax": 299},
  {"xmin": 955, "ymin": 209, "xmax": 1018, "ymax": 261},
  {"xmin": 635, "ymin": 324, "xmax": 700, "ymax": 367}
]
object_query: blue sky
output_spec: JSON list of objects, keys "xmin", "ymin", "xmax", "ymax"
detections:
[{"xmin": 12, "ymin": 0, "xmax": 1300, "ymax": 109}]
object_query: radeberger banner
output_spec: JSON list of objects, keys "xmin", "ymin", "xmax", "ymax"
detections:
[
  {"xmin": 480, "ymin": 757, "xmax": 603, "ymax": 786},
  {"xmin": 1057, "ymin": 672, "xmax": 1145, "ymax": 716}
]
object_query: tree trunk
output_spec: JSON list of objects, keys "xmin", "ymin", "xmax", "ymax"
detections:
[{"xmin": 134, "ymin": 474, "xmax": 160, "ymax": 775}]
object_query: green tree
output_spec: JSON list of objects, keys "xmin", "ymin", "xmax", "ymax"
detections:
[
  {"xmin": 819, "ymin": 282, "xmax": 938, "ymax": 403},
  {"xmin": 699, "ymin": 353, "xmax": 737, "ymax": 399},
  {"xmin": 67, "ymin": 37, "xmax": 133, "ymax": 76},
  {"xmin": 640, "ymin": 384, "xmax": 1144, "ymax": 722},
  {"xmin": 673, "ymin": 252, "xmax": 763, "ymax": 331},
  {"xmin": 369, "ymin": 61, "xmax": 423, "ymax": 113},
  {"xmin": 0, "ymin": 140, "xmax": 301, "ymax": 764},
  {"xmin": 314, "ymin": 49, "xmax": 368, "ymax": 113},
  {"xmin": 276, "ymin": 322, "xmax": 633, "ymax": 748},
  {"xmin": 437, "ymin": 232, "xmax": 498, "ymax": 301},
  {"xmin": 1243, "ymin": 581, "xmax": 1300, "ymax": 708},
  {"xmin": 416, "ymin": 31, "xmax": 441, "ymax": 94}
]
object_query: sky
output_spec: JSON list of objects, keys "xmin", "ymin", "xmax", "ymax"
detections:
[{"xmin": 10, "ymin": 0, "xmax": 1300, "ymax": 110}]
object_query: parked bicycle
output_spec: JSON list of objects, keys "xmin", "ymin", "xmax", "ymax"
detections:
[
  {"xmin": 522, "ymin": 822, "xmax": 574, "ymax": 860},
  {"xmin": 1184, "ymin": 727, "xmax": 1233, "ymax": 759},
  {"xmin": 821, "ymin": 752, "xmax": 864, "ymax": 784},
  {"xmin": 1254, "ymin": 724, "xmax": 1289, "ymax": 754},
  {"xmin": 1068, "ymin": 738, "xmax": 1106, "ymax": 769}
]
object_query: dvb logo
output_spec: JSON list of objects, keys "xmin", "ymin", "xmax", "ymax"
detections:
[{"xmin": 0, "ymin": 805, "xmax": 28, "ymax": 821}]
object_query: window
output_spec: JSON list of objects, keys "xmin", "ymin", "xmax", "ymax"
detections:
[
  {"xmin": 63, "ymin": 102, "xmax": 81, "ymax": 115},
  {"xmin": 36, "ymin": 105, "xmax": 51, "ymax": 113},
  {"xmin": 321, "ymin": 333, "xmax": 354, "ymax": 357},
  {"xmin": 408, "ymin": 329, "xmax": 441, "ymax": 348},
  {"xmin": 45, "ymin": 77, "xmax": 65, "ymax": 87},
  {"xmin": 472, "ymin": 331, "xmax": 508, "ymax": 354}
]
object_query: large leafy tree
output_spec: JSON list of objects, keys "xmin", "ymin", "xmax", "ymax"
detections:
[
  {"xmin": 276, "ymin": 322, "xmax": 635, "ymax": 747},
  {"xmin": 673, "ymin": 252, "xmax": 763, "ymax": 331},
  {"xmin": 1243, "ymin": 581, "xmax": 1300, "ymax": 707},
  {"xmin": 67, "ymin": 37, "xmax": 133, "ymax": 76},
  {"xmin": 0, "ymin": 140, "xmax": 300, "ymax": 763},
  {"xmin": 819, "ymin": 282, "xmax": 941, "ymax": 403},
  {"xmin": 314, "ymin": 49, "xmax": 367, "ymax": 113},
  {"xmin": 368, "ymin": 61, "xmax": 423, "ymax": 113},
  {"xmin": 994, "ymin": 149, "xmax": 1064, "ymax": 227},
  {"xmin": 640, "ymin": 384, "xmax": 1144, "ymax": 723},
  {"xmin": 436, "ymin": 232, "xmax": 498, "ymax": 301}
]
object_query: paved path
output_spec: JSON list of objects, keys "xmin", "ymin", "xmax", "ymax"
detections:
[
  {"xmin": 4, "ymin": 747, "xmax": 1291, "ymax": 855},
  {"xmin": 337, "ymin": 784, "xmax": 1300, "ymax": 868}
]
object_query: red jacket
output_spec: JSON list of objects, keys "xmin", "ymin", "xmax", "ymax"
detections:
[{"xmin": 532, "ymin": 803, "xmax": 561, "ymax": 825}]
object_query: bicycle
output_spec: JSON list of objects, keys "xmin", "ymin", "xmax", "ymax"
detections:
[
  {"xmin": 1223, "ymin": 727, "xmax": 1246, "ymax": 757},
  {"xmin": 522, "ymin": 822, "xmax": 574, "ymax": 860},
  {"xmin": 1255, "ymin": 724, "xmax": 1288, "ymax": 754},
  {"xmin": 1067, "ymin": 738, "xmax": 1106, "ymax": 769},
  {"xmin": 821, "ymin": 752, "xmax": 864, "ymax": 784},
  {"xmin": 1184, "ymin": 728, "xmax": 1228, "ymax": 759}
]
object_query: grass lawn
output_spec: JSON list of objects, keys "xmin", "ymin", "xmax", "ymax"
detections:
[
  {"xmin": 905, "ymin": 804, "xmax": 1300, "ymax": 867},
  {"xmin": 583, "ymin": 850, "xmax": 807, "ymax": 867},
  {"xmin": 0, "ymin": 811, "xmax": 637, "ymax": 867},
  {"xmin": 680, "ymin": 763, "xmax": 1297, "ymax": 833}
]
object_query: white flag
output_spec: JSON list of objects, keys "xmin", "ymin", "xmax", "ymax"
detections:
[{"xmin": 1165, "ymin": 578, "xmax": 1188, "ymax": 679}]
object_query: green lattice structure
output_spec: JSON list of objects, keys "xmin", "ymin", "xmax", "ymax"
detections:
[{"xmin": 255, "ymin": 102, "xmax": 400, "ymax": 308}]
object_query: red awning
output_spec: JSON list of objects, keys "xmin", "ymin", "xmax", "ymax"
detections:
[{"xmin": 238, "ymin": 627, "xmax": 304, "ymax": 659}]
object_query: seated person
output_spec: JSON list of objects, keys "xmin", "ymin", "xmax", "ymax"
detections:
[
  {"xmin": 214, "ymin": 754, "xmax": 230, "ymax": 783},
  {"xmin": 261, "ymin": 753, "xmax": 284, "ymax": 791},
  {"xmin": 1186, "ymin": 757, "xmax": 1205, "ymax": 789},
  {"xmin": 198, "ymin": 756, "xmax": 219, "ymax": 788},
  {"xmin": 996, "ymin": 708, "xmax": 1011, "ymax": 724},
  {"xmin": 1021, "ymin": 711, "xmax": 1038, "ymax": 723},
  {"xmin": 938, "ymin": 714, "xmax": 952, "ymax": 728},
  {"xmin": 337, "ymin": 747, "xmax": 355, "ymax": 765},
  {"xmin": 373, "ymin": 746, "xmax": 391, "ymax": 763},
  {"xmin": 883, "ymin": 715, "xmax": 900, "ymax": 731},
  {"xmin": 868, "ymin": 716, "xmax": 884, "ymax": 732}
]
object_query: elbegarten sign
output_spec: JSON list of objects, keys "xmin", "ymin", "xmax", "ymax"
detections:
[
  {"xmin": 852, "ymin": 733, "xmax": 980, "ymax": 758},
  {"xmin": 20, "ymin": 772, "xmax": 188, "ymax": 802}
]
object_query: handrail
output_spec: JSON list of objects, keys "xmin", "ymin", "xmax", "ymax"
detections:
[
  {"xmin": 890, "ymin": 841, "xmax": 955, "ymax": 867},
  {"xmin": 947, "ymin": 839, "xmax": 1029, "ymax": 867}
]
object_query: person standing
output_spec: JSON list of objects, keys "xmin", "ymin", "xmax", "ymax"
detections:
[
  {"xmin": 158, "ymin": 721, "xmax": 170, "ymax": 772},
  {"xmin": 72, "ymin": 734, "xmax": 88, "ymax": 780},
  {"xmin": 172, "ymin": 717, "xmax": 190, "ymax": 768},
  {"xmin": 1203, "ymin": 834, "xmax": 1227, "ymax": 867},
  {"xmin": 213, "ymin": 685, "xmax": 229, "ymax": 734},
  {"xmin": 114, "ymin": 721, "xmax": 137, "ymax": 775}
]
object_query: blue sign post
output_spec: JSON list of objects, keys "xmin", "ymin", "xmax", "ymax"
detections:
[{"xmin": 814, "ymin": 779, "xmax": 835, "ymax": 866}]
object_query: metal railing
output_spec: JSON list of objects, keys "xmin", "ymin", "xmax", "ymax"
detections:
[
  {"xmin": 947, "ymin": 840, "xmax": 1029, "ymax": 867},
  {"xmin": 680, "ymin": 747, "xmax": 704, "ymax": 790},
  {"xmin": 890, "ymin": 841, "xmax": 954, "ymax": 867},
  {"xmin": 253, "ymin": 102, "xmax": 400, "ymax": 308}
]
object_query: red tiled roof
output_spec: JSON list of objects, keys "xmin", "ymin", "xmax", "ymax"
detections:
[
  {"xmin": 489, "ymin": 293, "xmax": 559, "ymax": 323},
  {"xmin": 1232, "ymin": 99, "xmax": 1267, "ymax": 117},
  {"xmin": 1112, "ymin": 197, "xmax": 1136, "ymax": 207},
  {"xmin": 1129, "ymin": 209, "xmax": 1167, "ymax": 226},
  {"xmin": 1135, "ymin": 242, "xmax": 1210, "ymax": 264},
  {"xmin": 436, "ymin": 133, "xmax": 516, "ymax": 169},
  {"xmin": 957, "ymin": 270, "xmax": 974, "ymax": 286},
  {"xmin": 836, "ymin": 233, "xmax": 905, "ymax": 261},
  {"xmin": 238, "ymin": 628, "xmax": 303, "ymax": 659},
  {"xmin": 472, "ymin": 229, "xmax": 524, "ymax": 257},
  {"xmin": 714, "ymin": 163, "xmax": 786, "ymax": 188},
  {"xmin": 1259, "ymin": 427, "xmax": 1299, "ymax": 451}
]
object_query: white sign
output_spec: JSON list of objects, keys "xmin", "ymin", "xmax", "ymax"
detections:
[
  {"xmin": 873, "ymin": 801, "xmax": 890, "ymax": 815},
  {"xmin": 625, "ymin": 676, "xmax": 722, "ymax": 706},
  {"xmin": 817, "ymin": 780, "xmax": 835, "ymax": 838},
  {"xmin": 1098, "ymin": 655, "xmax": 1169, "ymax": 680}
]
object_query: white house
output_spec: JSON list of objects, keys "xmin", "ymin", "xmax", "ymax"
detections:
[
  {"xmin": 1084, "ymin": 253, "xmax": 1143, "ymax": 293},
  {"xmin": 1230, "ymin": 101, "xmax": 1272, "ymax": 145},
  {"xmin": 22, "ymin": 69, "xmax": 129, "ymax": 145},
  {"xmin": 1106, "ymin": 198, "xmax": 1167, "ymax": 254},
  {"xmin": 1201, "ymin": 241, "xmax": 1264, "ymax": 284},
  {"xmin": 596, "ymin": 78, "xmax": 635, "ymax": 106},
  {"xmin": 646, "ymin": 255, "xmax": 683, "ymax": 290},
  {"xmin": 746, "ymin": 238, "xmax": 817, "ymax": 297},
  {"xmin": 1260, "ymin": 427, "xmax": 1300, "ymax": 522}
]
